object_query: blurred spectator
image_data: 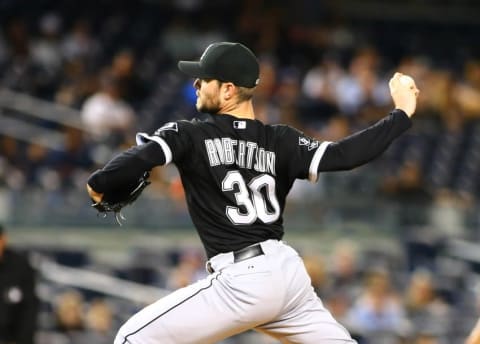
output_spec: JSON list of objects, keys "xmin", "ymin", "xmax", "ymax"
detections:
[
  {"xmin": 55, "ymin": 57, "xmax": 99, "ymax": 108},
  {"xmin": 0, "ymin": 136, "xmax": 26, "ymax": 168},
  {"xmin": 300, "ymin": 53, "xmax": 343, "ymax": 127},
  {"xmin": 428, "ymin": 189, "xmax": 469, "ymax": 238},
  {"xmin": 380, "ymin": 160, "xmax": 433, "ymax": 227},
  {"xmin": 404, "ymin": 269, "xmax": 451, "ymax": 340},
  {"xmin": 334, "ymin": 47, "xmax": 386, "ymax": 117},
  {"xmin": 324, "ymin": 289, "xmax": 352, "ymax": 329},
  {"xmin": 82, "ymin": 298, "xmax": 115, "ymax": 344},
  {"xmin": 317, "ymin": 115, "xmax": 351, "ymax": 141},
  {"xmin": 24, "ymin": 143, "xmax": 51, "ymax": 187},
  {"xmin": 46, "ymin": 127, "xmax": 94, "ymax": 188},
  {"xmin": 454, "ymin": 60, "xmax": 480, "ymax": 119},
  {"xmin": 274, "ymin": 67, "xmax": 303, "ymax": 127},
  {"xmin": 81, "ymin": 69, "xmax": 135, "ymax": 146},
  {"xmin": 0, "ymin": 225, "xmax": 38, "ymax": 344},
  {"xmin": 31, "ymin": 13, "xmax": 63, "ymax": 70},
  {"xmin": 162, "ymin": 16, "xmax": 199, "ymax": 61},
  {"xmin": 346, "ymin": 267, "xmax": 410, "ymax": 342},
  {"xmin": 253, "ymin": 58, "xmax": 280, "ymax": 124},
  {"xmin": 30, "ymin": 12, "xmax": 64, "ymax": 99},
  {"xmin": 61, "ymin": 19, "xmax": 101, "ymax": 64},
  {"xmin": 109, "ymin": 49, "xmax": 149, "ymax": 109},
  {"xmin": 381, "ymin": 161, "xmax": 431, "ymax": 204},
  {"xmin": 167, "ymin": 248, "xmax": 206, "ymax": 289},
  {"xmin": 53, "ymin": 289, "xmax": 85, "ymax": 343},
  {"xmin": 303, "ymin": 254, "xmax": 328, "ymax": 297},
  {"xmin": 0, "ymin": 18, "xmax": 43, "ymax": 95},
  {"xmin": 329, "ymin": 240, "xmax": 363, "ymax": 301}
]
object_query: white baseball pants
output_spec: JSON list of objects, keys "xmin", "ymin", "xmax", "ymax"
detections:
[{"xmin": 114, "ymin": 239, "xmax": 356, "ymax": 344}]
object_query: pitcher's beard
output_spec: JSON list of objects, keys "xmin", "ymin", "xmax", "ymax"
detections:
[{"xmin": 196, "ymin": 97, "xmax": 221, "ymax": 114}]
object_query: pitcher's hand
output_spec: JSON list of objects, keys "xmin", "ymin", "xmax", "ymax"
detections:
[
  {"xmin": 389, "ymin": 72, "xmax": 420, "ymax": 117},
  {"xmin": 87, "ymin": 184, "xmax": 103, "ymax": 203}
]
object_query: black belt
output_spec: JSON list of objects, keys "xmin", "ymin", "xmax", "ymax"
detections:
[{"xmin": 207, "ymin": 244, "xmax": 265, "ymax": 273}]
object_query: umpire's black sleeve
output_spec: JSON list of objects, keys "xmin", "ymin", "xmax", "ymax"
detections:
[
  {"xmin": 16, "ymin": 261, "xmax": 38, "ymax": 344},
  {"xmin": 88, "ymin": 141, "xmax": 165, "ymax": 193},
  {"xmin": 318, "ymin": 109, "xmax": 412, "ymax": 172}
]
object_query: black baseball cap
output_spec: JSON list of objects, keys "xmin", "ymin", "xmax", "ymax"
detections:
[{"xmin": 178, "ymin": 42, "xmax": 260, "ymax": 88}]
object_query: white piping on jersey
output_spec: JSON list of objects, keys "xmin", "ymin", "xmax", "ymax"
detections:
[
  {"xmin": 308, "ymin": 141, "xmax": 332, "ymax": 182},
  {"xmin": 136, "ymin": 132, "xmax": 173, "ymax": 165}
]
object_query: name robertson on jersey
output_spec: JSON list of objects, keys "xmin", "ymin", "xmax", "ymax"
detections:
[{"xmin": 205, "ymin": 138, "xmax": 276, "ymax": 175}]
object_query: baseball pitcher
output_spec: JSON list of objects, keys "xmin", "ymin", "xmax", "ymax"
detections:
[{"xmin": 87, "ymin": 42, "xmax": 419, "ymax": 343}]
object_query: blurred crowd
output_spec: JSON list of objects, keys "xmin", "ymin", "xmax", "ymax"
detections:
[{"xmin": 0, "ymin": 0, "xmax": 479, "ymax": 208}]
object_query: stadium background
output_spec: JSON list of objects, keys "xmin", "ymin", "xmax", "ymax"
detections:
[{"xmin": 1, "ymin": 0, "xmax": 480, "ymax": 343}]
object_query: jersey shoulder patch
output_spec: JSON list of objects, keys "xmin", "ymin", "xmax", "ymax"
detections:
[
  {"xmin": 153, "ymin": 118, "xmax": 200, "ymax": 136},
  {"xmin": 270, "ymin": 124, "xmax": 320, "ymax": 151},
  {"xmin": 298, "ymin": 137, "xmax": 320, "ymax": 151}
]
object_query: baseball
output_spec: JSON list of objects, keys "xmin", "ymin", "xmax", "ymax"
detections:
[{"xmin": 399, "ymin": 75, "xmax": 414, "ymax": 86}]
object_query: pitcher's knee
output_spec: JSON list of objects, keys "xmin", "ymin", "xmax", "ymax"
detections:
[
  {"xmin": 113, "ymin": 333, "xmax": 126, "ymax": 344},
  {"xmin": 113, "ymin": 323, "xmax": 132, "ymax": 344}
]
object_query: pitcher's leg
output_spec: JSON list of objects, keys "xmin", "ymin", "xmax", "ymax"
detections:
[
  {"xmin": 257, "ymin": 248, "xmax": 356, "ymax": 344},
  {"xmin": 258, "ymin": 295, "xmax": 356, "ymax": 344},
  {"xmin": 113, "ymin": 240, "xmax": 301, "ymax": 343},
  {"xmin": 114, "ymin": 273, "xmax": 250, "ymax": 344}
]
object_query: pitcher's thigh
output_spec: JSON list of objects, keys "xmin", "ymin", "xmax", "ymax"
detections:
[
  {"xmin": 258, "ymin": 297, "xmax": 356, "ymax": 344},
  {"xmin": 114, "ymin": 274, "xmax": 254, "ymax": 344}
]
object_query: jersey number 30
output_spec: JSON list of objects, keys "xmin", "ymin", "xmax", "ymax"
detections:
[{"xmin": 222, "ymin": 171, "xmax": 280, "ymax": 225}]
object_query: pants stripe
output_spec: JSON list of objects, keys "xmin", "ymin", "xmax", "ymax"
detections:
[{"xmin": 121, "ymin": 272, "xmax": 222, "ymax": 344}]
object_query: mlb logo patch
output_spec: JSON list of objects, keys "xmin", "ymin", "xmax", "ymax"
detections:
[{"xmin": 233, "ymin": 121, "xmax": 247, "ymax": 129}]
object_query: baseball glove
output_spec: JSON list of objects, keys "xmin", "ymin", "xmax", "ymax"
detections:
[{"xmin": 92, "ymin": 171, "xmax": 151, "ymax": 224}]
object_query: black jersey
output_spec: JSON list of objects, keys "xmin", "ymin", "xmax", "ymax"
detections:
[
  {"xmin": 137, "ymin": 114, "xmax": 324, "ymax": 257},
  {"xmin": 136, "ymin": 110, "xmax": 411, "ymax": 257}
]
